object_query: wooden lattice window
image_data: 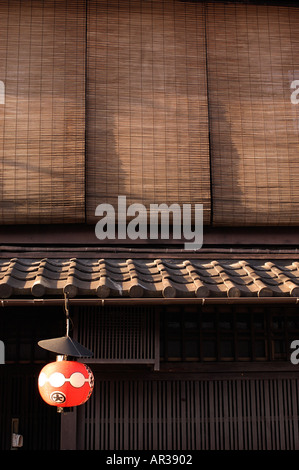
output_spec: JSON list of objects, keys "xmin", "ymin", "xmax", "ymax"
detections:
[
  {"xmin": 160, "ymin": 305, "xmax": 299, "ymax": 362},
  {"xmin": 74, "ymin": 306, "xmax": 160, "ymax": 370},
  {"xmin": 0, "ymin": 307, "xmax": 64, "ymax": 364}
]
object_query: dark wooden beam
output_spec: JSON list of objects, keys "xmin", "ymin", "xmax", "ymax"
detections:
[{"xmin": 0, "ymin": 224, "xmax": 299, "ymax": 246}]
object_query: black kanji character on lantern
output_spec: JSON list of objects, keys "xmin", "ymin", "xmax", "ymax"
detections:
[{"xmin": 50, "ymin": 391, "xmax": 66, "ymax": 404}]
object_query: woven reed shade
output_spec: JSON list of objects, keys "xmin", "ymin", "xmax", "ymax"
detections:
[
  {"xmin": 86, "ymin": 0, "xmax": 210, "ymax": 225},
  {"xmin": 0, "ymin": 0, "xmax": 85, "ymax": 224},
  {"xmin": 207, "ymin": 3, "xmax": 299, "ymax": 226}
]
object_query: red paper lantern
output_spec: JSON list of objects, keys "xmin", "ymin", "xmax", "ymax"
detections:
[{"xmin": 38, "ymin": 360, "xmax": 94, "ymax": 408}]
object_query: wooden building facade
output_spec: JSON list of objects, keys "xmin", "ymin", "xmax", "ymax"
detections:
[{"xmin": 1, "ymin": 0, "xmax": 299, "ymax": 451}]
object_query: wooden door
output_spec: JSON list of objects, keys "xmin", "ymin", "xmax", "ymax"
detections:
[{"xmin": 0, "ymin": 366, "xmax": 60, "ymax": 450}]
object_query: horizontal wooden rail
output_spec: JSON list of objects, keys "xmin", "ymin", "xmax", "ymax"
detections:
[{"xmin": 1, "ymin": 297, "xmax": 299, "ymax": 307}]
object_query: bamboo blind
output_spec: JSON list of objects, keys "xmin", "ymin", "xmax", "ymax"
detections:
[
  {"xmin": 86, "ymin": 0, "xmax": 210, "ymax": 225},
  {"xmin": 206, "ymin": 3, "xmax": 299, "ymax": 226},
  {"xmin": 0, "ymin": 0, "xmax": 85, "ymax": 224}
]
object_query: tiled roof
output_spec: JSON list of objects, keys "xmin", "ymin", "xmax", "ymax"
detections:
[{"xmin": 1, "ymin": 257, "xmax": 299, "ymax": 299}]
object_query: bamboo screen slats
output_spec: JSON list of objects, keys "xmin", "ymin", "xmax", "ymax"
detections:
[
  {"xmin": 206, "ymin": 3, "xmax": 299, "ymax": 226},
  {"xmin": 86, "ymin": 0, "xmax": 210, "ymax": 225},
  {"xmin": 2, "ymin": 1, "xmax": 299, "ymax": 228},
  {"xmin": 0, "ymin": 0, "xmax": 85, "ymax": 224}
]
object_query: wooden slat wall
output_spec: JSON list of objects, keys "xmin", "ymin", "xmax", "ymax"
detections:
[
  {"xmin": 206, "ymin": 3, "xmax": 299, "ymax": 226},
  {"xmin": 0, "ymin": 0, "xmax": 85, "ymax": 224},
  {"xmin": 86, "ymin": 0, "xmax": 210, "ymax": 225},
  {"xmin": 77, "ymin": 374, "xmax": 299, "ymax": 450}
]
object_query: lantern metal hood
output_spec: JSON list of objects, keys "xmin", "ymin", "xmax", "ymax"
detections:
[
  {"xmin": 38, "ymin": 294, "xmax": 93, "ymax": 358},
  {"xmin": 38, "ymin": 335, "xmax": 93, "ymax": 358}
]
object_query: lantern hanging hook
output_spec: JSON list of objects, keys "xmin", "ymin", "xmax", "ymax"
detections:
[
  {"xmin": 64, "ymin": 292, "xmax": 70, "ymax": 337},
  {"xmin": 38, "ymin": 292, "xmax": 93, "ymax": 358}
]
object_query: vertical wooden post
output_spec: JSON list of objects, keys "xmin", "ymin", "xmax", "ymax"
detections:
[
  {"xmin": 60, "ymin": 410, "xmax": 77, "ymax": 450},
  {"xmin": 154, "ymin": 311, "xmax": 160, "ymax": 371}
]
